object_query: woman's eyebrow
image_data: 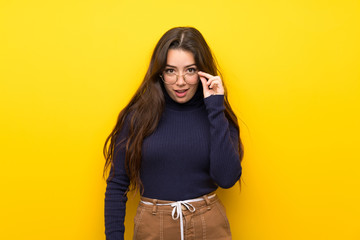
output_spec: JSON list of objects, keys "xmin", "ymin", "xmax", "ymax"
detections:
[{"xmin": 165, "ymin": 64, "xmax": 196, "ymax": 68}]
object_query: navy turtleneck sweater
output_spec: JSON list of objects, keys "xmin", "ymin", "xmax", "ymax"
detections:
[{"xmin": 105, "ymin": 85, "xmax": 242, "ymax": 240}]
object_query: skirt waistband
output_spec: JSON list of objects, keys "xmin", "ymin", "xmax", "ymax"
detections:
[
  {"xmin": 139, "ymin": 191, "xmax": 217, "ymax": 210},
  {"xmin": 139, "ymin": 192, "xmax": 217, "ymax": 240}
]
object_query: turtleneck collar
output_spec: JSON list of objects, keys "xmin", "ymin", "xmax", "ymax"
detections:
[{"xmin": 161, "ymin": 82, "xmax": 204, "ymax": 111}]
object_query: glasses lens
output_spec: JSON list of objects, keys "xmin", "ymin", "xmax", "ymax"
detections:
[
  {"xmin": 184, "ymin": 72, "xmax": 198, "ymax": 84},
  {"xmin": 163, "ymin": 73, "xmax": 177, "ymax": 84}
]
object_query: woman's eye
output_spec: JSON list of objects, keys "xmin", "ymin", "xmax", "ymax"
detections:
[
  {"xmin": 165, "ymin": 69, "xmax": 175, "ymax": 74},
  {"xmin": 187, "ymin": 67, "xmax": 197, "ymax": 73}
]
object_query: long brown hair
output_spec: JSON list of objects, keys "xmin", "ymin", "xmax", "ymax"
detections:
[{"xmin": 103, "ymin": 26, "xmax": 244, "ymax": 193}]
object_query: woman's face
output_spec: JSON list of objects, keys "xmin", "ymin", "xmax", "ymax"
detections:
[{"xmin": 162, "ymin": 49, "xmax": 199, "ymax": 104}]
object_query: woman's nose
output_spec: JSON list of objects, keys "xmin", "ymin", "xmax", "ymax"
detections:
[{"xmin": 176, "ymin": 75, "xmax": 186, "ymax": 86}]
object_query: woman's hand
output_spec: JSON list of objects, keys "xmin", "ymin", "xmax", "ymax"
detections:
[{"xmin": 198, "ymin": 71, "xmax": 225, "ymax": 98}]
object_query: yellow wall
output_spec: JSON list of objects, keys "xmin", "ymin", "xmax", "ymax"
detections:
[{"xmin": 1, "ymin": 0, "xmax": 359, "ymax": 239}]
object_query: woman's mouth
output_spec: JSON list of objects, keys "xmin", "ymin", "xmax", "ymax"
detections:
[{"xmin": 174, "ymin": 89, "xmax": 189, "ymax": 98}]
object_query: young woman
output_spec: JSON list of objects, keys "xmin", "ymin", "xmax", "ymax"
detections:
[{"xmin": 103, "ymin": 26, "xmax": 244, "ymax": 240}]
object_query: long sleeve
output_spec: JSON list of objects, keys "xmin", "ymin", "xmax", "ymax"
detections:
[
  {"xmin": 204, "ymin": 94, "xmax": 242, "ymax": 188},
  {"xmin": 104, "ymin": 120, "xmax": 131, "ymax": 240}
]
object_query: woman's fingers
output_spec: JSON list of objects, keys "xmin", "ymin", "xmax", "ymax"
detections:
[
  {"xmin": 198, "ymin": 71, "xmax": 222, "ymax": 88},
  {"xmin": 199, "ymin": 76, "xmax": 212, "ymax": 98},
  {"xmin": 198, "ymin": 71, "xmax": 224, "ymax": 96},
  {"xmin": 198, "ymin": 71, "xmax": 214, "ymax": 80},
  {"xmin": 207, "ymin": 77, "xmax": 221, "ymax": 88},
  {"xmin": 199, "ymin": 76, "xmax": 208, "ymax": 89},
  {"xmin": 209, "ymin": 79, "xmax": 221, "ymax": 89},
  {"xmin": 199, "ymin": 76, "xmax": 209, "ymax": 89}
]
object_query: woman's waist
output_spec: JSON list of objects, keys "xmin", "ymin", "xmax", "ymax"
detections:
[{"xmin": 139, "ymin": 191, "xmax": 218, "ymax": 211}]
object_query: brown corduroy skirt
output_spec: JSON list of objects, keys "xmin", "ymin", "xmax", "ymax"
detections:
[{"xmin": 133, "ymin": 192, "xmax": 232, "ymax": 240}]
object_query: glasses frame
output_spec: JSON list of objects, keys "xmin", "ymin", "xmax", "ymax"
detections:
[{"xmin": 160, "ymin": 70, "xmax": 199, "ymax": 85}]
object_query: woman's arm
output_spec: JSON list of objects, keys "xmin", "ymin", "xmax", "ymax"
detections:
[
  {"xmin": 198, "ymin": 71, "xmax": 242, "ymax": 188},
  {"xmin": 104, "ymin": 118, "xmax": 131, "ymax": 240},
  {"xmin": 204, "ymin": 94, "xmax": 242, "ymax": 188}
]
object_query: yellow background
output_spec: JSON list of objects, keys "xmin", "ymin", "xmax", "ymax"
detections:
[{"xmin": 1, "ymin": 0, "xmax": 359, "ymax": 239}]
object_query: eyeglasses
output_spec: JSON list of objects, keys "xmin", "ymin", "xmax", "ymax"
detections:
[{"xmin": 160, "ymin": 68, "xmax": 199, "ymax": 85}]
